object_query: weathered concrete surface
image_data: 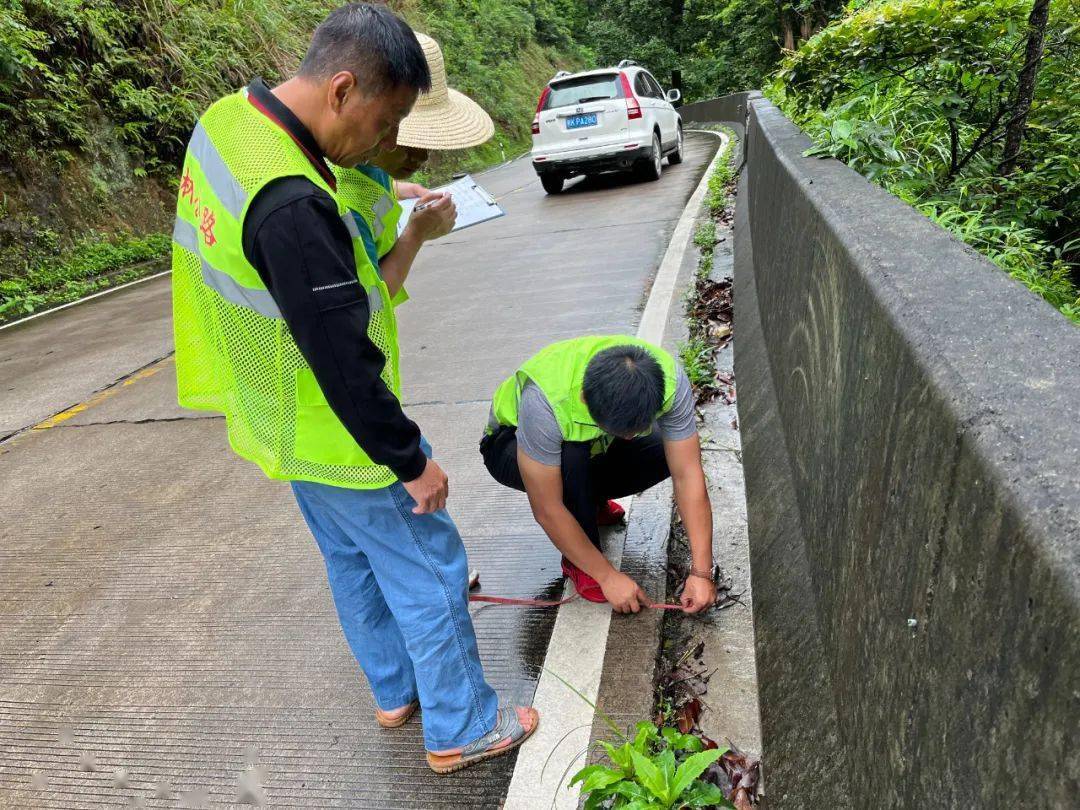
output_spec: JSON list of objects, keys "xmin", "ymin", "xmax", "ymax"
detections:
[
  {"xmin": 726, "ymin": 95, "xmax": 1080, "ymax": 807},
  {"xmin": 689, "ymin": 211, "xmax": 761, "ymax": 757},
  {"xmin": 582, "ymin": 132, "xmax": 762, "ymax": 805},
  {"xmin": 732, "ymin": 174, "xmax": 849, "ymax": 805},
  {"xmin": 0, "ymin": 136, "xmax": 717, "ymax": 808},
  {"xmin": 680, "ymin": 93, "xmax": 757, "ymax": 165},
  {"xmin": 0, "ymin": 279, "xmax": 173, "ymax": 437}
]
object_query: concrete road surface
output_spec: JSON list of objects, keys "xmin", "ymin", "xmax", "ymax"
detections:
[{"xmin": 0, "ymin": 134, "xmax": 717, "ymax": 808}]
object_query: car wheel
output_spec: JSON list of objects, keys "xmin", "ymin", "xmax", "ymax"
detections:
[
  {"xmin": 540, "ymin": 174, "xmax": 564, "ymax": 194},
  {"xmin": 638, "ymin": 134, "xmax": 662, "ymax": 181},
  {"xmin": 668, "ymin": 125, "xmax": 684, "ymax": 165}
]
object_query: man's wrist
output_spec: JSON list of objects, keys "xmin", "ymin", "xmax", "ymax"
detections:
[
  {"xmin": 394, "ymin": 446, "xmax": 428, "ymax": 483},
  {"xmin": 400, "ymin": 222, "xmax": 427, "ymax": 248},
  {"xmin": 595, "ymin": 563, "xmax": 620, "ymax": 586},
  {"xmin": 688, "ymin": 564, "xmax": 714, "ymax": 581}
]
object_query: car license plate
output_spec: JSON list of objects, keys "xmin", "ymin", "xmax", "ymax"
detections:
[{"xmin": 566, "ymin": 113, "xmax": 598, "ymax": 130}]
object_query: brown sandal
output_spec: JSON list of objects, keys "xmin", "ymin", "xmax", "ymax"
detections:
[
  {"xmin": 426, "ymin": 706, "xmax": 539, "ymax": 774},
  {"xmin": 375, "ymin": 700, "xmax": 419, "ymax": 729}
]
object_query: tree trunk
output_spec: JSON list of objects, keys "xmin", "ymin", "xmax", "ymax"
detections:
[
  {"xmin": 669, "ymin": 0, "xmax": 685, "ymax": 31},
  {"xmin": 777, "ymin": 1, "xmax": 796, "ymax": 50},
  {"xmin": 781, "ymin": 15, "xmax": 796, "ymax": 50},
  {"xmin": 1000, "ymin": 0, "xmax": 1051, "ymax": 174}
]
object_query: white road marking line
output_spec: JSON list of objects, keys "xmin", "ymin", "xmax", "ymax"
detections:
[{"xmin": 0, "ymin": 270, "xmax": 170, "ymax": 332}]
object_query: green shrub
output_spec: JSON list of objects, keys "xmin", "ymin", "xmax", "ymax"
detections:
[
  {"xmin": 679, "ymin": 336, "xmax": 716, "ymax": 389},
  {"xmin": 572, "ymin": 721, "xmax": 732, "ymax": 809},
  {"xmin": 767, "ymin": 0, "xmax": 1080, "ymax": 324},
  {"xmin": 0, "ymin": 233, "xmax": 169, "ymax": 320}
]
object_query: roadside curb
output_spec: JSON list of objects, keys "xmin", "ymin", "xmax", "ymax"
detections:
[
  {"xmin": 0, "ymin": 269, "xmax": 171, "ymax": 333},
  {"xmin": 503, "ymin": 131, "xmax": 727, "ymax": 810}
]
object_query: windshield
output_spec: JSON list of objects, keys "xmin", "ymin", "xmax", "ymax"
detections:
[{"xmin": 543, "ymin": 75, "xmax": 623, "ymax": 110}]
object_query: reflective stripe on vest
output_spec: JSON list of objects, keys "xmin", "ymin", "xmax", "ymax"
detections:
[
  {"xmin": 172, "ymin": 89, "xmax": 403, "ymax": 491},
  {"xmin": 372, "ymin": 193, "xmax": 394, "ymax": 238},
  {"xmin": 172, "ymin": 218, "xmax": 281, "ymax": 319},
  {"xmin": 172, "ymin": 200, "xmax": 376, "ymax": 320},
  {"xmin": 188, "ymin": 122, "xmax": 248, "ymax": 220},
  {"xmin": 335, "ymin": 164, "xmax": 400, "ymax": 257}
]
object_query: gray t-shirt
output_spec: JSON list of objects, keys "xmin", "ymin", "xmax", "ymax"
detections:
[{"xmin": 488, "ymin": 369, "xmax": 697, "ymax": 466}]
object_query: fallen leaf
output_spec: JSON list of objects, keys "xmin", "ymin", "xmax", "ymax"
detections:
[{"xmin": 676, "ymin": 698, "xmax": 702, "ymax": 733}]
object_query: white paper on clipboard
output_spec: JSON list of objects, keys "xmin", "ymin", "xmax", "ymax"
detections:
[{"xmin": 396, "ymin": 174, "xmax": 504, "ymax": 236}]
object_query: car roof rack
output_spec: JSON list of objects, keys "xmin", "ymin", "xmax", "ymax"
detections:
[{"xmin": 617, "ymin": 59, "xmax": 639, "ymax": 69}]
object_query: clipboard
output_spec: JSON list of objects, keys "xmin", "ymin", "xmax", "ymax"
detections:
[{"xmin": 397, "ymin": 174, "xmax": 505, "ymax": 236}]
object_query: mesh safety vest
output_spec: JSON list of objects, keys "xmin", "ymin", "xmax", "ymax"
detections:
[
  {"xmin": 172, "ymin": 89, "xmax": 402, "ymax": 489},
  {"xmin": 490, "ymin": 335, "xmax": 678, "ymax": 451},
  {"xmin": 332, "ymin": 163, "xmax": 403, "ymax": 260}
]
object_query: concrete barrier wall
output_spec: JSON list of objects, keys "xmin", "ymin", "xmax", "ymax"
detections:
[{"xmin": 684, "ymin": 94, "xmax": 1080, "ymax": 807}]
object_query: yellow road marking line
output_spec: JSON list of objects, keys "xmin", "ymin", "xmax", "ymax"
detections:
[
  {"xmin": 495, "ymin": 181, "xmax": 533, "ymax": 201},
  {"xmin": 30, "ymin": 359, "xmax": 172, "ymax": 432}
]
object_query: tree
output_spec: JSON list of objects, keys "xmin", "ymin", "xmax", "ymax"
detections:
[{"xmin": 1000, "ymin": 0, "xmax": 1051, "ymax": 174}]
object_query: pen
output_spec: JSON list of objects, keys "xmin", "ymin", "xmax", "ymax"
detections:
[{"xmin": 412, "ymin": 194, "xmax": 447, "ymax": 214}]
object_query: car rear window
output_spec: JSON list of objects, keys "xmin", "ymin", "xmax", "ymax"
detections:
[{"xmin": 543, "ymin": 74, "xmax": 623, "ymax": 110}]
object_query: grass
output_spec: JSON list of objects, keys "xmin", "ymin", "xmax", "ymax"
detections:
[
  {"xmin": 0, "ymin": 233, "xmax": 169, "ymax": 322},
  {"xmin": 680, "ymin": 130, "xmax": 741, "ymax": 396},
  {"xmin": 678, "ymin": 335, "xmax": 716, "ymax": 389},
  {"xmin": 704, "ymin": 125, "xmax": 738, "ymax": 216}
]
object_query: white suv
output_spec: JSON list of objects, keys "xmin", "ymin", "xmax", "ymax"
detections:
[{"xmin": 530, "ymin": 61, "xmax": 684, "ymax": 194}]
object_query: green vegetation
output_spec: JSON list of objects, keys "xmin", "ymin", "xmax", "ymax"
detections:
[
  {"xmin": 583, "ymin": 1, "xmax": 845, "ymax": 102},
  {"xmin": 549, "ymin": 668, "xmax": 735, "ymax": 809},
  {"xmin": 704, "ymin": 127, "xmax": 737, "ymax": 215},
  {"xmin": 0, "ymin": 0, "xmax": 589, "ymax": 321},
  {"xmin": 572, "ymin": 721, "xmax": 732, "ymax": 809},
  {"xmin": 0, "ymin": 232, "xmax": 169, "ymax": 318},
  {"xmin": 3, "ymin": 0, "xmax": 1075, "ymax": 326},
  {"xmin": 680, "ymin": 132, "xmax": 738, "ymax": 395},
  {"xmin": 767, "ymin": 0, "xmax": 1079, "ymax": 323},
  {"xmin": 679, "ymin": 335, "xmax": 716, "ymax": 389}
]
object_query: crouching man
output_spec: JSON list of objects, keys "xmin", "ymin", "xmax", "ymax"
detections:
[{"xmin": 480, "ymin": 336, "xmax": 716, "ymax": 613}]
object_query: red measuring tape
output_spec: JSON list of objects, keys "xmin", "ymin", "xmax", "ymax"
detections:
[
  {"xmin": 465, "ymin": 570, "xmax": 685, "ymax": 611},
  {"xmin": 467, "ymin": 592, "xmax": 685, "ymax": 611}
]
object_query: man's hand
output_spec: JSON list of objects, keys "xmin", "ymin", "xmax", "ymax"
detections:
[
  {"xmin": 600, "ymin": 570, "xmax": 649, "ymax": 614},
  {"xmin": 680, "ymin": 574, "xmax": 716, "ymax": 614},
  {"xmin": 402, "ymin": 457, "xmax": 448, "ymax": 514},
  {"xmin": 405, "ymin": 192, "xmax": 456, "ymax": 242},
  {"xmin": 395, "ymin": 181, "xmax": 429, "ymax": 200}
]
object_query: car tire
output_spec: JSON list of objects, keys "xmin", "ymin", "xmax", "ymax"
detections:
[
  {"xmin": 540, "ymin": 174, "xmax": 564, "ymax": 194},
  {"xmin": 668, "ymin": 125, "xmax": 684, "ymax": 165},
  {"xmin": 638, "ymin": 134, "xmax": 662, "ymax": 182}
]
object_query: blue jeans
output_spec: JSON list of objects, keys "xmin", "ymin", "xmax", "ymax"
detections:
[{"xmin": 291, "ymin": 445, "xmax": 498, "ymax": 751}]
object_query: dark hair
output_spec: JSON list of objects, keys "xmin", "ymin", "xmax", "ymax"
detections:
[
  {"xmin": 298, "ymin": 3, "xmax": 431, "ymax": 95},
  {"xmin": 583, "ymin": 345, "xmax": 665, "ymax": 436}
]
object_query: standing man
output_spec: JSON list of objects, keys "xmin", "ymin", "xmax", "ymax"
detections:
[
  {"xmin": 480, "ymin": 336, "xmax": 717, "ymax": 614},
  {"xmin": 172, "ymin": 3, "xmax": 535, "ymax": 774},
  {"xmin": 333, "ymin": 30, "xmax": 496, "ymax": 299}
]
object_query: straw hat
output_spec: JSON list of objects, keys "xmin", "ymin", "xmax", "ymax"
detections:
[{"xmin": 396, "ymin": 32, "xmax": 495, "ymax": 150}]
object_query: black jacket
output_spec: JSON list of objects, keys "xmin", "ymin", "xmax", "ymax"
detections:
[{"xmin": 239, "ymin": 79, "xmax": 426, "ymax": 482}]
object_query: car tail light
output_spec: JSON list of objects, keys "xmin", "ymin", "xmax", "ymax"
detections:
[
  {"xmin": 532, "ymin": 86, "xmax": 551, "ymax": 134},
  {"xmin": 620, "ymin": 72, "xmax": 642, "ymax": 120},
  {"xmin": 535, "ymin": 85, "xmax": 552, "ymax": 112},
  {"xmin": 536, "ymin": 86, "xmax": 551, "ymax": 113}
]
